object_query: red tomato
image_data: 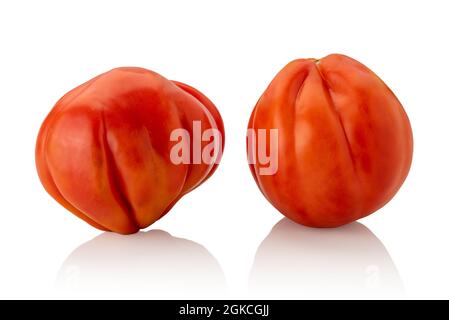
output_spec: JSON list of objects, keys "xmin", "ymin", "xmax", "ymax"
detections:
[
  {"xmin": 36, "ymin": 67, "xmax": 224, "ymax": 234},
  {"xmin": 247, "ymin": 54, "xmax": 413, "ymax": 227}
]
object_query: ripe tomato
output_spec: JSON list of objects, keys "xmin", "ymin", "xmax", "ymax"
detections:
[
  {"xmin": 247, "ymin": 54, "xmax": 413, "ymax": 227},
  {"xmin": 36, "ymin": 67, "xmax": 224, "ymax": 234}
]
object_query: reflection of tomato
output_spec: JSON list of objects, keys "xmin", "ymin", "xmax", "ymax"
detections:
[
  {"xmin": 58, "ymin": 230, "xmax": 226, "ymax": 297},
  {"xmin": 36, "ymin": 67, "xmax": 224, "ymax": 234},
  {"xmin": 247, "ymin": 54, "xmax": 413, "ymax": 227},
  {"xmin": 250, "ymin": 218, "xmax": 403, "ymax": 298}
]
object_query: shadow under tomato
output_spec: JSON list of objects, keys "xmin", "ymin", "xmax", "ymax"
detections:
[
  {"xmin": 57, "ymin": 230, "xmax": 227, "ymax": 298},
  {"xmin": 249, "ymin": 218, "xmax": 404, "ymax": 299}
]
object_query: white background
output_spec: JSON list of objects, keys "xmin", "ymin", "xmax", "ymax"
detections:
[{"xmin": 0, "ymin": 0, "xmax": 448, "ymax": 299}]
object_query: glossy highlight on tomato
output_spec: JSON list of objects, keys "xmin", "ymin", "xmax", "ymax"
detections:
[
  {"xmin": 36, "ymin": 67, "xmax": 224, "ymax": 234},
  {"xmin": 247, "ymin": 54, "xmax": 413, "ymax": 227}
]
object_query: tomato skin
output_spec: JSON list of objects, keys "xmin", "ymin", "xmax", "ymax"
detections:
[
  {"xmin": 247, "ymin": 54, "xmax": 413, "ymax": 227},
  {"xmin": 36, "ymin": 67, "xmax": 224, "ymax": 234}
]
